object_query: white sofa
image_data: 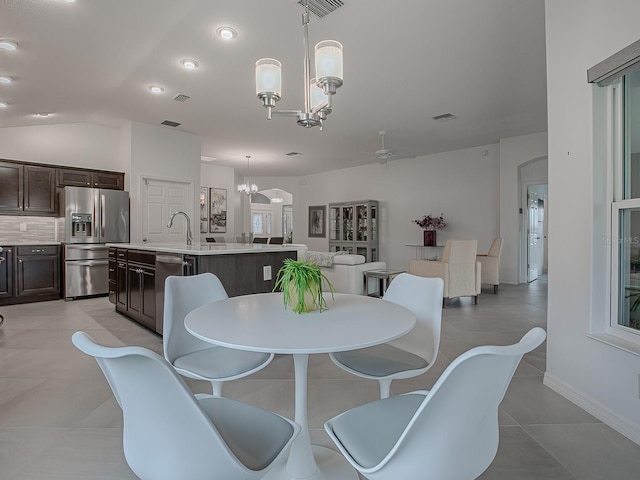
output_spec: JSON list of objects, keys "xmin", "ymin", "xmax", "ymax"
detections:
[{"xmin": 304, "ymin": 251, "xmax": 386, "ymax": 296}]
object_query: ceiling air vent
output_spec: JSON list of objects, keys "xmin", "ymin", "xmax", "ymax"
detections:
[
  {"xmin": 286, "ymin": 152, "xmax": 302, "ymax": 157},
  {"xmin": 297, "ymin": 0, "xmax": 344, "ymax": 18},
  {"xmin": 161, "ymin": 120, "xmax": 181, "ymax": 127},
  {"xmin": 432, "ymin": 113, "xmax": 456, "ymax": 122},
  {"xmin": 173, "ymin": 94, "xmax": 190, "ymax": 103}
]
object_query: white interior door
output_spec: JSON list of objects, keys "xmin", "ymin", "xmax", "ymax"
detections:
[
  {"xmin": 141, "ymin": 178, "xmax": 192, "ymax": 244},
  {"xmin": 527, "ymin": 190, "xmax": 539, "ymax": 282}
]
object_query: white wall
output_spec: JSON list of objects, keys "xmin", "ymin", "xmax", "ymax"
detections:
[
  {"xmin": 262, "ymin": 144, "xmax": 500, "ymax": 271},
  {"xmin": 0, "ymin": 122, "xmax": 126, "ymax": 174},
  {"xmin": 128, "ymin": 122, "xmax": 201, "ymax": 243},
  {"xmin": 200, "ymin": 163, "xmax": 237, "ymax": 242},
  {"xmin": 545, "ymin": 0, "xmax": 640, "ymax": 445},
  {"xmin": 499, "ymin": 132, "xmax": 548, "ymax": 284}
]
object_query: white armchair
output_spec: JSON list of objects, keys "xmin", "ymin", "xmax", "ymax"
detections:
[
  {"xmin": 477, "ymin": 237, "xmax": 503, "ymax": 293},
  {"xmin": 409, "ymin": 239, "xmax": 481, "ymax": 306}
]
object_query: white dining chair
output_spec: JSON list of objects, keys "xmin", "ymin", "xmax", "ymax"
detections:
[
  {"xmin": 325, "ymin": 327, "xmax": 547, "ymax": 480},
  {"xmin": 72, "ymin": 331, "xmax": 299, "ymax": 480},
  {"xmin": 329, "ymin": 273, "xmax": 444, "ymax": 398},
  {"xmin": 164, "ymin": 273, "xmax": 274, "ymax": 396}
]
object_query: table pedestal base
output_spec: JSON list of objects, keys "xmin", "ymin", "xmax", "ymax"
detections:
[{"xmin": 263, "ymin": 445, "xmax": 358, "ymax": 480}]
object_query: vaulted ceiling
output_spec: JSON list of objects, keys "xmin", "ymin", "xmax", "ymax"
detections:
[{"xmin": 0, "ymin": 0, "xmax": 547, "ymax": 176}]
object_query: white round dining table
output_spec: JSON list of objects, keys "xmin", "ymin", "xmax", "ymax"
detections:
[{"xmin": 185, "ymin": 292, "xmax": 416, "ymax": 480}]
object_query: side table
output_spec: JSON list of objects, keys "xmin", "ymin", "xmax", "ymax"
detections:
[{"xmin": 364, "ymin": 269, "xmax": 405, "ymax": 297}]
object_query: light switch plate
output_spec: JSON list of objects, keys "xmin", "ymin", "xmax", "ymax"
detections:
[{"xmin": 263, "ymin": 265, "xmax": 272, "ymax": 281}]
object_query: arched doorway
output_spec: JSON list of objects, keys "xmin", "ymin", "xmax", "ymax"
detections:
[{"xmin": 251, "ymin": 188, "xmax": 293, "ymax": 242}]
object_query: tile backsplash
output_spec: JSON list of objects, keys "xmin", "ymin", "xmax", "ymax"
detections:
[{"xmin": 0, "ymin": 216, "xmax": 65, "ymax": 243}]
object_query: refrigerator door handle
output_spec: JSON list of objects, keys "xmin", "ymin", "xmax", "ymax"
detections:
[
  {"xmin": 93, "ymin": 189, "xmax": 100, "ymax": 240},
  {"xmin": 101, "ymin": 194, "xmax": 106, "ymax": 240}
]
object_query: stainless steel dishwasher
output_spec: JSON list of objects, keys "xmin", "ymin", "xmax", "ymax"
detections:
[{"xmin": 155, "ymin": 253, "xmax": 192, "ymax": 334}]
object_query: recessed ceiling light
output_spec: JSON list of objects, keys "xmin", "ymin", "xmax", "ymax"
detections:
[
  {"xmin": 0, "ymin": 76, "xmax": 12, "ymax": 84},
  {"xmin": 216, "ymin": 26, "xmax": 237, "ymax": 40},
  {"xmin": 148, "ymin": 85, "xmax": 164, "ymax": 94},
  {"xmin": 35, "ymin": 112, "xmax": 52, "ymax": 117},
  {"xmin": 0, "ymin": 40, "xmax": 18, "ymax": 51},
  {"xmin": 0, "ymin": 102, "xmax": 8, "ymax": 108},
  {"xmin": 180, "ymin": 59, "xmax": 199, "ymax": 70},
  {"xmin": 64, "ymin": 0, "xmax": 77, "ymax": 3}
]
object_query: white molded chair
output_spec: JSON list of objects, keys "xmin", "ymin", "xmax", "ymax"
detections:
[
  {"xmin": 164, "ymin": 273, "xmax": 274, "ymax": 396},
  {"xmin": 477, "ymin": 237, "xmax": 504, "ymax": 294},
  {"xmin": 72, "ymin": 331, "xmax": 299, "ymax": 480},
  {"xmin": 409, "ymin": 239, "xmax": 481, "ymax": 306},
  {"xmin": 325, "ymin": 327, "xmax": 546, "ymax": 480},
  {"xmin": 329, "ymin": 273, "xmax": 444, "ymax": 399}
]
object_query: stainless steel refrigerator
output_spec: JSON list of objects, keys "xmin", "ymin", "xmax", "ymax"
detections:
[{"xmin": 61, "ymin": 186, "xmax": 129, "ymax": 299}]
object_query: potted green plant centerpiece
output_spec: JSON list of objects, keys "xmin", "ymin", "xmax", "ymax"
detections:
[{"xmin": 273, "ymin": 258, "xmax": 335, "ymax": 313}]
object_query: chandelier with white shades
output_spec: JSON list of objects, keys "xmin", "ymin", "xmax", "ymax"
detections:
[
  {"xmin": 255, "ymin": 0, "xmax": 343, "ymax": 130},
  {"xmin": 237, "ymin": 156, "xmax": 258, "ymax": 196}
]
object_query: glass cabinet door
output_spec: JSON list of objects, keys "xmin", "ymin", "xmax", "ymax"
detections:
[
  {"xmin": 329, "ymin": 207, "xmax": 340, "ymax": 241},
  {"xmin": 356, "ymin": 204, "xmax": 368, "ymax": 241},
  {"xmin": 371, "ymin": 203, "xmax": 377, "ymax": 242},
  {"xmin": 341, "ymin": 206, "xmax": 353, "ymax": 241}
]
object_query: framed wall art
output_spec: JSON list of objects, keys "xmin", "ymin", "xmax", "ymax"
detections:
[
  {"xmin": 209, "ymin": 187, "xmax": 227, "ymax": 233},
  {"xmin": 308, "ymin": 205, "xmax": 326, "ymax": 238},
  {"xmin": 199, "ymin": 187, "xmax": 209, "ymax": 233}
]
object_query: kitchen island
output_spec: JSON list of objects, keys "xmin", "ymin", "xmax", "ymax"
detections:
[{"xmin": 106, "ymin": 242, "xmax": 306, "ymax": 334}]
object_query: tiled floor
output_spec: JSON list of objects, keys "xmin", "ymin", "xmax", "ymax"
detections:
[{"xmin": 1, "ymin": 275, "xmax": 640, "ymax": 479}]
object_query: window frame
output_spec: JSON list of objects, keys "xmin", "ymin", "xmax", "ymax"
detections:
[{"xmin": 609, "ymin": 74, "xmax": 640, "ymax": 339}]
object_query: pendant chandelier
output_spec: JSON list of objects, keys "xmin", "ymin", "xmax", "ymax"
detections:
[
  {"xmin": 255, "ymin": 0, "xmax": 343, "ymax": 131},
  {"xmin": 237, "ymin": 155, "xmax": 258, "ymax": 196}
]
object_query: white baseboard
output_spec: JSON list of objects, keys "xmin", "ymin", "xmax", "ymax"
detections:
[{"xmin": 543, "ymin": 372, "xmax": 640, "ymax": 446}]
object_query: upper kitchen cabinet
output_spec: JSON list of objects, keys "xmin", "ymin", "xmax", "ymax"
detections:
[
  {"xmin": 57, "ymin": 168, "xmax": 124, "ymax": 190},
  {"xmin": 0, "ymin": 161, "xmax": 56, "ymax": 215},
  {"xmin": 24, "ymin": 165, "xmax": 56, "ymax": 214},
  {"xmin": 0, "ymin": 161, "xmax": 24, "ymax": 213}
]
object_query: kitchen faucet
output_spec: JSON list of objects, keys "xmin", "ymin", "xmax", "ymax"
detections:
[{"xmin": 167, "ymin": 211, "xmax": 193, "ymax": 246}]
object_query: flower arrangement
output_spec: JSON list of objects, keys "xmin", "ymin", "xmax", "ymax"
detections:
[{"xmin": 412, "ymin": 213, "xmax": 446, "ymax": 231}]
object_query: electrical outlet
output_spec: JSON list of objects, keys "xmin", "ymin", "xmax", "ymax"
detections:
[
  {"xmin": 263, "ymin": 265, "xmax": 272, "ymax": 281},
  {"xmin": 19, "ymin": 223, "xmax": 27, "ymax": 232}
]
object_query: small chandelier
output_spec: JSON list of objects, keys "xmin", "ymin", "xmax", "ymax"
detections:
[
  {"xmin": 238, "ymin": 155, "xmax": 258, "ymax": 196},
  {"xmin": 255, "ymin": 0, "xmax": 343, "ymax": 131}
]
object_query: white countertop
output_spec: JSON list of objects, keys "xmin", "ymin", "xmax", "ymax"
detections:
[
  {"xmin": 0, "ymin": 241, "xmax": 61, "ymax": 246},
  {"xmin": 106, "ymin": 242, "xmax": 307, "ymax": 256}
]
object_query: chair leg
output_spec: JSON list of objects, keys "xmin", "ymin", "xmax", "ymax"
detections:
[
  {"xmin": 442, "ymin": 298, "xmax": 447, "ymax": 308},
  {"xmin": 379, "ymin": 378, "xmax": 393, "ymax": 399},
  {"xmin": 211, "ymin": 381, "xmax": 223, "ymax": 397},
  {"xmin": 493, "ymin": 284, "xmax": 498, "ymax": 294},
  {"xmin": 474, "ymin": 295, "xmax": 478, "ymax": 305}
]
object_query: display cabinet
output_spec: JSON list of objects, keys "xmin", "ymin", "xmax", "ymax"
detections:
[{"xmin": 329, "ymin": 200, "xmax": 378, "ymax": 262}]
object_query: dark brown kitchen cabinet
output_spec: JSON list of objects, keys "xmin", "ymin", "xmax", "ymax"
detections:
[
  {"xmin": 0, "ymin": 161, "xmax": 24, "ymax": 213},
  {"xmin": 57, "ymin": 168, "xmax": 124, "ymax": 190},
  {"xmin": 108, "ymin": 248, "xmax": 117, "ymax": 305},
  {"xmin": 15, "ymin": 245, "xmax": 60, "ymax": 297},
  {"xmin": 23, "ymin": 165, "xmax": 56, "ymax": 214},
  {"xmin": 0, "ymin": 246, "xmax": 13, "ymax": 299},
  {"xmin": 0, "ymin": 161, "xmax": 56, "ymax": 215},
  {"xmin": 115, "ymin": 249, "xmax": 156, "ymax": 332},
  {"xmin": 114, "ymin": 248, "xmax": 127, "ymax": 310}
]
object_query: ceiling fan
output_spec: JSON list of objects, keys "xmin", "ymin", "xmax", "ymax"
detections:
[{"xmin": 354, "ymin": 130, "xmax": 416, "ymax": 165}]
